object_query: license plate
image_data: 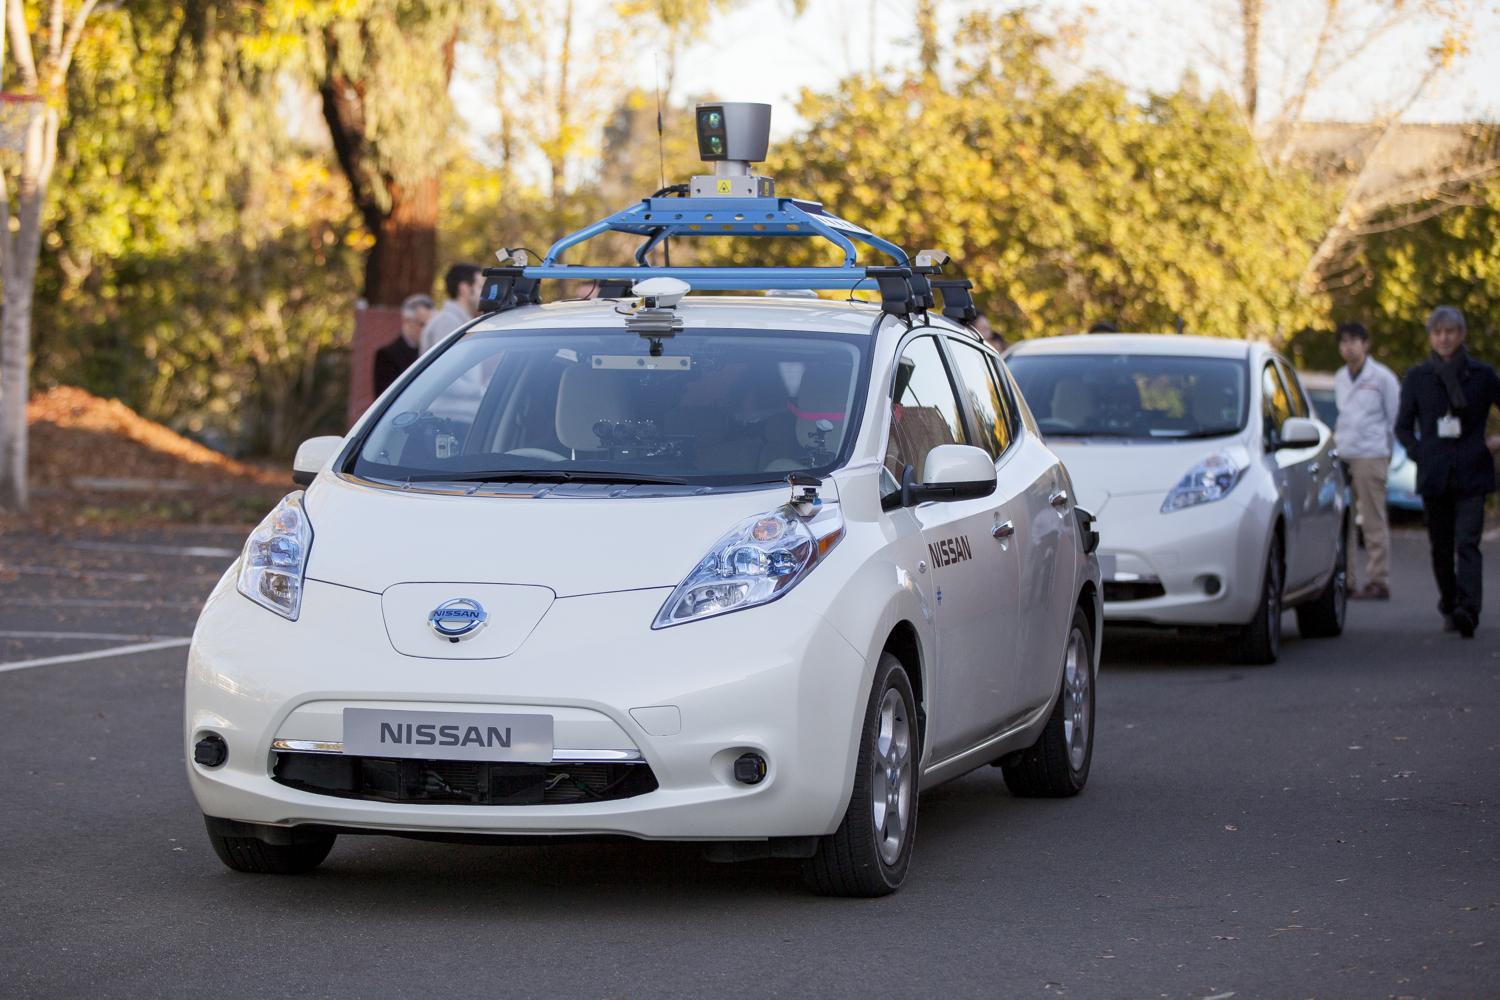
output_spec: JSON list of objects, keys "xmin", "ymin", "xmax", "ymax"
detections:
[
  {"xmin": 342, "ymin": 708, "xmax": 554, "ymax": 763},
  {"xmin": 1098, "ymin": 554, "xmax": 1118, "ymax": 579}
]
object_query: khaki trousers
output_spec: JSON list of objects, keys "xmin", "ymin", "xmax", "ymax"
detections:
[{"xmin": 1348, "ymin": 456, "xmax": 1391, "ymax": 588}]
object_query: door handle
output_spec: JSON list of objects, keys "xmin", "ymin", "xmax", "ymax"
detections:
[
  {"xmin": 992, "ymin": 520, "xmax": 1015, "ymax": 540},
  {"xmin": 1309, "ymin": 462, "xmax": 1320, "ymax": 477},
  {"xmin": 1049, "ymin": 489, "xmax": 1069, "ymax": 509}
]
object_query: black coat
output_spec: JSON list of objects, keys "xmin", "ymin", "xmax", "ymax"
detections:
[
  {"xmin": 1394, "ymin": 353, "xmax": 1500, "ymax": 498},
  {"xmin": 373, "ymin": 336, "xmax": 420, "ymax": 397}
]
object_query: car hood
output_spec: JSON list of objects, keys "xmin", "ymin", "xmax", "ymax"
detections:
[
  {"xmin": 301, "ymin": 474, "xmax": 823, "ymax": 596},
  {"xmin": 1046, "ymin": 436, "xmax": 1249, "ymax": 513}
]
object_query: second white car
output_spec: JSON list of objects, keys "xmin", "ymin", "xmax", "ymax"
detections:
[{"xmin": 1006, "ymin": 333, "xmax": 1349, "ymax": 664}]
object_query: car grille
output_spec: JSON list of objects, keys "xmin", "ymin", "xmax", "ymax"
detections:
[
  {"xmin": 1103, "ymin": 580, "xmax": 1167, "ymax": 602},
  {"xmin": 272, "ymin": 752, "xmax": 657, "ymax": 806}
]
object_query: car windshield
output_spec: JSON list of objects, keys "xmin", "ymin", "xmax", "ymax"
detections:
[
  {"xmin": 352, "ymin": 325, "xmax": 869, "ymax": 486},
  {"xmin": 1007, "ymin": 352, "xmax": 1248, "ymax": 439}
]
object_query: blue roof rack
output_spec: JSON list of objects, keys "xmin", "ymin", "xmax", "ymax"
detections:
[{"xmin": 478, "ymin": 194, "xmax": 974, "ymax": 320}]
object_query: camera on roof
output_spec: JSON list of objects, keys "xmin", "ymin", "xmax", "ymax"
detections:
[{"xmin": 695, "ymin": 102, "xmax": 771, "ymax": 163}]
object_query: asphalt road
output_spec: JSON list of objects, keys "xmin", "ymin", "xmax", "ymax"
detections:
[{"xmin": 2, "ymin": 525, "xmax": 1497, "ymax": 999}]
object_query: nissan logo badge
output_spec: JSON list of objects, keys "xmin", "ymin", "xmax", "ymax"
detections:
[{"xmin": 428, "ymin": 598, "xmax": 488, "ymax": 642}]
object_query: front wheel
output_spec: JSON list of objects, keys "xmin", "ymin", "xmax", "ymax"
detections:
[
  {"xmin": 1233, "ymin": 532, "xmax": 1283, "ymax": 665},
  {"xmin": 204, "ymin": 816, "xmax": 335, "ymax": 874},
  {"xmin": 802, "ymin": 652, "xmax": 919, "ymax": 897},
  {"xmin": 1000, "ymin": 607, "xmax": 1095, "ymax": 797}
]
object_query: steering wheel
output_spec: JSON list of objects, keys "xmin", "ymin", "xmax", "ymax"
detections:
[{"xmin": 503, "ymin": 448, "xmax": 567, "ymax": 463}]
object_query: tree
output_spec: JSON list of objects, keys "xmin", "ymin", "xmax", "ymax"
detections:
[
  {"xmin": 31, "ymin": 4, "xmax": 363, "ymax": 457},
  {"xmin": 310, "ymin": 1, "xmax": 462, "ymax": 305},
  {"xmin": 1221, "ymin": 1, "xmax": 1489, "ymax": 294},
  {"xmin": 761, "ymin": 11, "xmax": 1331, "ymax": 341},
  {"xmin": 0, "ymin": 0, "xmax": 103, "ymax": 512}
]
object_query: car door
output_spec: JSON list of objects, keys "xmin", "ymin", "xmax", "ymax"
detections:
[
  {"xmin": 994, "ymin": 357, "xmax": 1079, "ymax": 716},
  {"xmin": 1277, "ymin": 358, "xmax": 1340, "ymax": 583},
  {"xmin": 1261, "ymin": 360, "xmax": 1316, "ymax": 589},
  {"xmin": 882, "ymin": 334, "xmax": 1018, "ymax": 762},
  {"xmin": 941, "ymin": 337, "xmax": 1034, "ymax": 734}
]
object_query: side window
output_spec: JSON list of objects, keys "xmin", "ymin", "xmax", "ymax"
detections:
[
  {"xmin": 884, "ymin": 336, "xmax": 969, "ymax": 483},
  {"xmin": 946, "ymin": 339, "xmax": 1014, "ymax": 460},
  {"xmin": 1261, "ymin": 362, "xmax": 1293, "ymax": 444},
  {"xmin": 1276, "ymin": 359, "xmax": 1310, "ymax": 419},
  {"xmin": 987, "ymin": 355, "xmax": 1025, "ymax": 440}
]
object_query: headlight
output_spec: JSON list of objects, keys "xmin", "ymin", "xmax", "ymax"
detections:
[
  {"xmin": 652, "ymin": 501, "xmax": 845, "ymax": 628},
  {"xmin": 1161, "ymin": 449, "xmax": 1248, "ymax": 513},
  {"xmin": 236, "ymin": 492, "xmax": 313, "ymax": 620}
]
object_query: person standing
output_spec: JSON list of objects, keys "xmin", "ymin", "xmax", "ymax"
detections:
[
  {"xmin": 1333, "ymin": 322, "xmax": 1401, "ymax": 600},
  {"xmin": 419, "ymin": 263, "xmax": 484, "ymax": 354},
  {"xmin": 373, "ymin": 294, "xmax": 433, "ymax": 397},
  {"xmin": 1394, "ymin": 306, "xmax": 1500, "ymax": 639}
]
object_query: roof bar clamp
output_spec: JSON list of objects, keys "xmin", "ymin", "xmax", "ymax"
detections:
[
  {"xmin": 866, "ymin": 267, "xmax": 919, "ymax": 318},
  {"xmin": 478, "ymin": 267, "xmax": 541, "ymax": 314},
  {"xmin": 931, "ymin": 278, "xmax": 979, "ymax": 324}
]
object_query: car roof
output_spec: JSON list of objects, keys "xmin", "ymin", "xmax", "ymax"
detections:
[
  {"xmin": 469, "ymin": 295, "xmax": 947, "ymax": 338},
  {"xmin": 1005, "ymin": 333, "xmax": 1260, "ymax": 360}
]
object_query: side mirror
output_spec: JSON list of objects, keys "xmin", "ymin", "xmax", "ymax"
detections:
[
  {"xmin": 1273, "ymin": 417, "xmax": 1321, "ymax": 451},
  {"xmin": 898, "ymin": 444, "xmax": 997, "ymax": 507},
  {"xmin": 1075, "ymin": 506, "xmax": 1100, "ymax": 555},
  {"xmin": 292, "ymin": 436, "xmax": 343, "ymax": 486}
]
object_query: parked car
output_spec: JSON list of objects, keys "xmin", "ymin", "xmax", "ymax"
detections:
[
  {"xmin": 1298, "ymin": 372, "xmax": 1422, "ymax": 512},
  {"xmin": 1005, "ymin": 334, "xmax": 1350, "ymax": 664},
  {"xmin": 186, "ymin": 287, "xmax": 1102, "ymax": 897}
]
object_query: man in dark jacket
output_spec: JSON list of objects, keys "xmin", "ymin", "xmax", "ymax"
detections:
[
  {"xmin": 1395, "ymin": 305, "xmax": 1500, "ymax": 638},
  {"xmin": 373, "ymin": 294, "xmax": 433, "ymax": 397}
]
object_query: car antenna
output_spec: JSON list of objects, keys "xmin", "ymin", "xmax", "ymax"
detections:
[{"xmin": 655, "ymin": 54, "xmax": 671, "ymax": 269}]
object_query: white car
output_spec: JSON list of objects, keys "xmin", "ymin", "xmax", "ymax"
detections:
[
  {"xmin": 186, "ymin": 287, "xmax": 1102, "ymax": 896},
  {"xmin": 1005, "ymin": 334, "xmax": 1349, "ymax": 664}
]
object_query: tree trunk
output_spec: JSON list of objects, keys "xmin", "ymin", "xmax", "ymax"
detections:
[
  {"xmin": 318, "ymin": 28, "xmax": 444, "ymax": 307},
  {"xmin": 0, "ymin": 106, "xmax": 56, "ymax": 513},
  {"xmin": 1241, "ymin": 0, "xmax": 1262, "ymax": 121},
  {"xmin": 361, "ymin": 173, "xmax": 440, "ymax": 306}
]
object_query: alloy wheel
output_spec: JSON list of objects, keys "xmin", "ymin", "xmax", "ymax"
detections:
[
  {"xmin": 870, "ymin": 686, "xmax": 913, "ymax": 866},
  {"xmin": 1062, "ymin": 626, "xmax": 1091, "ymax": 772}
]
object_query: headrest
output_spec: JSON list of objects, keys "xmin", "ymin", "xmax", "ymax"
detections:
[
  {"xmin": 555, "ymin": 364, "xmax": 636, "ymax": 451},
  {"xmin": 1192, "ymin": 372, "xmax": 1238, "ymax": 427},
  {"xmin": 1050, "ymin": 378, "xmax": 1095, "ymax": 426},
  {"xmin": 790, "ymin": 365, "xmax": 850, "ymax": 447}
]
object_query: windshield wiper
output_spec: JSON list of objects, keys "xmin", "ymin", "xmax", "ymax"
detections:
[
  {"xmin": 405, "ymin": 469, "xmax": 690, "ymax": 485},
  {"xmin": 1165, "ymin": 428, "xmax": 1241, "ymax": 440}
]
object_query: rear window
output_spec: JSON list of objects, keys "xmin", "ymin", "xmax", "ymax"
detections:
[
  {"xmin": 352, "ymin": 326, "xmax": 870, "ymax": 487},
  {"xmin": 1006, "ymin": 352, "xmax": 1249, "ymax": 440}
]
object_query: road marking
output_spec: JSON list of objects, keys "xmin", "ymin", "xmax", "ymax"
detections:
[
  {"xmin": 0, "ymin": 638, "xmax": 192, "ymax": 673},
  {"xmin": 0, "ymin": 564, "xmax": 155, "ymax": 582},
  {"xmin": 0, "ymin": 597, "xmax": 201, "ymax": 611},
  {"xmin": 0, "ymin": 630, "xmax": 188, "ymax": 642},
  {"xmin": 62, "ymin": 540, "xmax": 238, "ymax": 559}
]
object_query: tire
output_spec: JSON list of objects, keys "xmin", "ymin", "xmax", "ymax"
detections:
[
  {"xmin": 1296, "ymin": 516, "xmax": 1348, "ymax": 638},
  {"xmin": 1233, "ymin": 532, "xmax": 1283, "ymax": 665},
  {"xmin": 802, "ymin": 652, "xmax": 919, "ymax": 897},
  {"xmin": 1000, "ymin": 607, "xmax": 1095, "ymax": 797},
  {"xmin": 204, "ymin": 816, "xmax": 336, "ymax": 874}
]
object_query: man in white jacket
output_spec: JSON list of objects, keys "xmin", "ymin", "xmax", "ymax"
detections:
[{"xmin": 1334, "ymin": 322, "xmax": 1402, "ymax": 599}]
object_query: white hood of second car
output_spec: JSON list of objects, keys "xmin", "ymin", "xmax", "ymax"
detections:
[
  {"xmin": 1047, "ymin": 436, "xmax": 1249, "ymax": 514},
  {"xmin": 301, "ymin": 474, "xmax": 817, "ymax": 596}
]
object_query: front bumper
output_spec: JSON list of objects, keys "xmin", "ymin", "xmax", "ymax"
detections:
[
  {"xmin": 186, "ymin": 573, "xmax": 870, "ymax": 841},
  {"xmin": 1095, "ymin": 492, "xmax": 1268, "ymax": 626}
]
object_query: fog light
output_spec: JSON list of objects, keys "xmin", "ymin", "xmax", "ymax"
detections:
[
  {"xmin": 733, "ymin": 752, "xmax": 767, "ymax": 785},
  {"xmin": 1200, "ymin": 575, "xmax": 1223, "ymax": 596},
  {"xmin": 194, "ymin": 733, "xmax": 228, "ymax": 768}
]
